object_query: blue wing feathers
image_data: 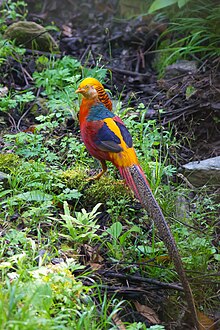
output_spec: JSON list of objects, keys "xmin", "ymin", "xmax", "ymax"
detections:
[
  {"xmin": 87, "ymin": 102, "xmax": 132, "ymax": 152},
  {"xmin": 95, "ymin": 122, "xmax": 122, "ymax": 152},
  {"xmin": 115, "ymin": 122, "xmax": 133, "ymax": 148}
]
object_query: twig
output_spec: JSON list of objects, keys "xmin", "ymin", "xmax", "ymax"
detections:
[
  {"xmin": 19, "ymin": 63, "xmax": 34, "ymax": 82},
  {"xmin": 25, "ymin": 49, "xmax": 61, "ymax": 58},
  {"xmin": 97, "ymin": 270, "xmax": 184, "ymax": 291},
  {"xmin": 107, "ymin": 66, "xmax": 151, "ymax": 78},
  {"xmin": 177, "ymin": 173, "xmax": 195, "ymax": 190},
  {"xmin": 17, "ymin": 105, "xmax": 33, "ymax": 131},
  {"xmin": 80, "ymin": 45, "xmax": 91, "ymax": 63},
  {"xmin": 7, "ymin": 113, "xmax": 17, "ymax": 131}
]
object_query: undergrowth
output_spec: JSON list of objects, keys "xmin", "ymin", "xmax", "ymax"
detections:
[{"xmin": 151, "ymin": 0, "xmax": 220, "ymax": 76}]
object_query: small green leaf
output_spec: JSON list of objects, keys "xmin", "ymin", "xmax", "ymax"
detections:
[
  {"xmin": 14, "ymin": 190, "xmax": 53, "ymax": 202},
  {"xmin": 214, "ymin": 254, "xmax": 220, "ymax": 261},
  {"xmin": 107, "ymin": 222, "xmax": 122, "ymax": 239},
  {"xmin": 178, "ymin": 0, "xmax": 191, "ymax": 8},
  {"xmin": 185, "ymin": 85, "xmax": 197, "ymax": 100},
  {"xmin": 148, "ymin": 0, "xmax": 177, "ymax": 13}
]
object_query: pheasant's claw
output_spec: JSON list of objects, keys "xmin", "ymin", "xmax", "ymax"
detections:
[
  {"xmin": 86, "ymin": 170, "xmax": 105, "ymax": 182},
  {"xmin": 86, "ymin": 160, "xmax": 107, "ymax": 182},
  {"xmin": 85, "ymin": 175, "xmax": 99, "ymax": 182},
  {"xmin": 116, "ymin": 179, "xmax": 126, "ymax": 185}
]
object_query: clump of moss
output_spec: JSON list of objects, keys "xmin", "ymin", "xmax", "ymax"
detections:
[
  {"xmin": 0, "ymin": 154, "xmax": 20, "ymax": 173},
  {"xmin": 60, "ymin": 168, "xmax": 87, "ymax": 191},
  {"xmin": 60, "ymin": 167, "xmax": 131, "ymax": 208},
  {"xmin": 84, "ymin": 176, "xmax": 131, "ymax": 206}
]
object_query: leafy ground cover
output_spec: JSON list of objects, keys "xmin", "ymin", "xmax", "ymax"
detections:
[{"xmin": 0, "ymin": 1, "xmax": 219, "ymax": 329}]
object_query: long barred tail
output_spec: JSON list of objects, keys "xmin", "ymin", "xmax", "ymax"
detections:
[{"xmin": 119, "ymin": 164, "xmax": 200, "ymax": 329}]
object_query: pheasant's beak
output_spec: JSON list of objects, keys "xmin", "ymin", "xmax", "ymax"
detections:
[{"xmin": 75, "ymin": 87, "xmax": 85, "ymax": 94}]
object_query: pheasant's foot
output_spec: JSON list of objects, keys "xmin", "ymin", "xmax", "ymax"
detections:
[
  {"xmin": 86, "ymin": 160, "xmax": 107, "ymax": 182},
  {"xmin": 86, "ymin": 171, "xmax": 104, "ymax": 182}
]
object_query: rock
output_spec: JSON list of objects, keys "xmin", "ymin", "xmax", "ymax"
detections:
[
  {"xmin": 165, "ymin": 60, "xmax": 198, "ymax": 78},
  {"xmin": 4, "ymin": 21, "xmax": 59, "ymax": 52},
  {"xmin": 182, "ymin": 156, "xmax": 220, "ymax": 187},
  {"xmin": 0, "ymin": 171, "xmax": 9, "ymax": 188},
  {"xmin": 0, "ymin": 86, "xmax": 8, "ymax": 97}
]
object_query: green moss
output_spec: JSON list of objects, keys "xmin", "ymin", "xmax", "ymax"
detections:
[
  {"xmin": 84, "ymin": 176, "xmax": 130, "ymax": 206},
  {"xmin": 60, "ymin": 168, "xmax": 87, "ymax": 191},
  {"xmin": 0, "ymin": 153, "xmax": 20, "ymax": 173},
  {"xmin": 4, "ymin": 21, "xmax": 59, "ymax": 52},
  {"xmin": 60, "ymin": 167, "xmax": 131, "ymax": 208}
]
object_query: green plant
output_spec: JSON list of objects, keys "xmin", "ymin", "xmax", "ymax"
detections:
[
  {"xmin": 0, "ymin": 0, "xmax": 27, "ymax": 32},
  {"xmin": 103, "ymin": 221, "xmax": 141, "ymax": 260},
  {"xmin": 149, "ymin": 0, "xmax": 191, "ymax": 13},
  {"xmin": 3, "ymin": 132, "xmax": 59, "ymax": 163},
  {"xmin": 0, "ymin": 90, "xmax": 35, "ymax": 113},
  {"xmin": 33, "ymin": 56, "xmax": 107, "ymax": 122},
  {"xmin": 58, "ymin": 202, "xmax": 102, "ymax": 245},
  {"xmin": 0, "ymin": 261, "xmax": 85, "ymax": 329},
  {"xmin": 106, "ymin": 196, "xmax": 134, "ymax": 222},
  {"xmin": 172, "ymin": 224, "xmax": 218, "ymax": 271},
  {"xmin": 76, "ymin": 289, "xmax": 125, "ymax": 330},
  {"xmin": 0, "ymin": 1, "xmax": 27, "ymax": 69},
  {"xmin": 152, "ymin": 0, "xmax": 220, "ymax": 75},
  {"xmin": 0, "ymin": 159, "xmax": 81, "ymax": 220},
  {"xmin": 0, "ymin": 39, "xmax": 25, "ymax": 65}
]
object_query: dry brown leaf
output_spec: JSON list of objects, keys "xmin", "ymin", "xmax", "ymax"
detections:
[
  {"xmin": 155, "ymin": 255, "xmax": 171, "ymax": 264},
  {"xmin": 134, "ymin": 301, "xmax": 160, "ymax": 324},
  {"xmin": 22, "ymin": 125, "xmax": 36, "ymax": 133},
  {"xmin": 90, "ymin": 262, "xmax": 103, "ymax": 270},
  {"xmin": 83, "ymin": 244, "xmax": 104, "ymax": 269},
  {"xmin": 141, "ymin": 255, "xmax": 171, "ymax": 265},
  {"xmin": 62, "ymin": 24, "xmax": 73, "ymax": 37},
  {"xmin": 112, "ymin": 314, "xmax": 126, "ymax": 330},
  {"xmin": 197, "ymin": 310, "xmax": 216, "ymax": 330}
]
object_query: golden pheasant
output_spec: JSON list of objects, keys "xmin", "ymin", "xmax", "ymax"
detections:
[{"xmin": 75, "ymin": 77, "xmax": 201, "ymax": 329}]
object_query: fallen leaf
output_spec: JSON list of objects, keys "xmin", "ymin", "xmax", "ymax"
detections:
[
  {"xmin": 197, "ymin": 310, "xmax": 216, "ymax": 330},
  {"xmin": 112, "ymin": 314, "xmax": 126, "ymax": 330},
  {"xmin": 82, "ymin": 244, "xmax": 104, "ymax": 269},
  {"xmin": 134, "ymin": 301, "xmax": 160, "ymax": 324},
  {"xmin": 90, "ymin": 262, "xmax": 103, "ymax": 270},
  {"xmin": 62, "ymin": 24, "xmax": 73, "ymax": 37},
  {"xmin": 23, "ymin": 125, "xmax": 36, "ymax": 133}
]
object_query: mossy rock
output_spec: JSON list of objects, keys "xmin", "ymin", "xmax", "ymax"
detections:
[
  {"xmin": 60, "ymin": 168, "xmax": 131, "ymax": 208},
  {"xmin": 0, "ymin": 154, "xmax": 20, "ymax": 173},
  {"xmin": 4, "ymin": 21, "xmax": 59, "ymax": 52}
]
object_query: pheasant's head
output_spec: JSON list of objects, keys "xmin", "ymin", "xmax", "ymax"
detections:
[
  {"xmin": 76, "ymin": 77, "xmax": 112, "ymax": 110},
  {"xmin": 75, "ymin": 83, "xmax": 98, "ymax": 99}
]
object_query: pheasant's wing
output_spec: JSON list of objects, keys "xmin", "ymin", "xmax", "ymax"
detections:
[
  {"xmin": 87, "ymin": 102, "xmax": 133, "ymax": 153},
  {"xmin": 94, "ymin": 117, "xmax": 133, "ymax": 153}
]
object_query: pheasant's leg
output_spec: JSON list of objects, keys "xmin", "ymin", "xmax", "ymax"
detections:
[{"xmin": 87, "ymin": 160, "xmax": 107, "ymax": 181}]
